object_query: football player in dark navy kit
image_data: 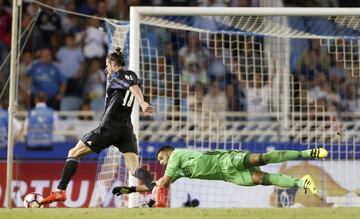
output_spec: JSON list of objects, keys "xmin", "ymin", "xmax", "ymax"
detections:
[{"xmin": 42, "ymin": 48, "xmax": 156, "ymax": 204}]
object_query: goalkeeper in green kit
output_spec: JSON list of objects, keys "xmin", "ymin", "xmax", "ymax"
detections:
[{"xmin": 112, "ymin": 146, "xmax": 328, "ymax": 205}]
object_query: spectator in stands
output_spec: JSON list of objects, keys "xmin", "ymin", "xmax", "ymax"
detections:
[
  {"xmin": 307, "ymin": 71, "xmax": 328, "ymax": 103},
  {"xmin": 112, "ymin": 0, "xmax": 130, "ymax": 20},
  {"xmin": 151, "ymin": 82, "xmax": 174, "ymax": 121},
  {"xmin": 246, "ymin": 73, "xmax": 271, "ymax": 121},
  {"xmin": 296, "ymin": 39, "xmax": 330, "ymax": 89},
  {"xmin": 0, "ymin": 102, "xmax": 8, "ymax": 150},
  {"xmin": 308, "ymin": 71, "xmax": 340, "ymax": 110},
  {"xmin": 177, "ymin": 83, "xmax": 190, "ymax": 113},
  {"xmin": 67, "ymin": 15, "xmax": 84, "ymax": 39},
  {"xmin": 83, "ymin": 58, "xmax": 106, "ymax": 111},
  {"xmin": 59, "ymin": 1, "xmax": 83, "ymax": 38},
  {"xmin": 208, "ymin": 34, "xmax": 230, "ymax": 88},
  {"xmin": 26, "ymin": 48, "xmax": 66, "ymax": 110},
  {"xmin": 188, "ymin": 82, "xmax": 204, "ymax": 113},
  {"xmin": 25, "ymin": 92, "xmax": 57, "ymax": 150},
  {"xmin": 18, "ymin": 51, "xmax": 33, "ymax": 109},
  {"xmin": 329, "ymin": 53, "xmax": 347, "ymax": 80},
  {"xmin": 178, "ymin": 32, "xmax": 209, "ymax": 90},
  {"xmin": 172, "ymin": 83, "xmax": 190, "ymax": 120},
  {"xmin": 202, "ymin": 78, "xmax": 227, "ymax": 120},
  {"xmin": 320, "ymin": 81, "xmax": 340, "ymax": 109},
  {"xmin": 97, "ymin": 0, "xmax": 112, "ymax": 18},
  {"xmin": 0, "ymin": 0, "xmax": 11, "ymax": 48},
  {"xmin": 24, "ymin": 1, "xmax": 40, "ymax": 17},
  {"xmin": 344, "ymin": 83, "xmax": 360, "ymax": 113},
  {"xmin": 57, "ymin": 33, "xmax": 85, "ymax": 111},
  {"xmin": 82, "ymin": 17, "xmax": 107, "ymax": 62},
  {"xmin": 0, "ymin": 0, "xmax": 11, "ymax": 73},
  {"xmin": 142, "ymin": 26, "xmax": 171, "ymax": 59},
  {"xmin": 78, "ymin": 102, "xmax": 93, "ymax": 121},
  {"xmin": 36, "ymin": 0, "xmax": 61, "ymax": 49},
  {"xmin": 346, "ymin": 64, "xmax": 360, "ymax": 83},
  {"xmin": 78, "ymin": 0, "xmax": 97, "ymax": 15},
  {"xmin": 225, "ymin": 74, "xmax": 246, "ymax": 113},
  {"xmin": 0, "ymin": 101, "xmax": 22, "ymax": 150},
  {"xmin": 20, "ymin": 12, "xmax": 34, "ymax": 51}
]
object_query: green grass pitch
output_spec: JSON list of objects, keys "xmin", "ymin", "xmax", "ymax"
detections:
[{"xmin": 1, "ymin": 208, "xmax": 359, "ymax": 219}]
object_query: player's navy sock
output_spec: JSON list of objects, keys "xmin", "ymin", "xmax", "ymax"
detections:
[
  {"xmin": 134, "ymin": 168, "xmax": 156, "ymax": 191},
  {"xmin": 261, "ymin": 173, "xmax": 301, "ymax": 188},
  {"xmin": 57, "ymin": 157, "xmax": 80, "ymax": 190},
  {"xmin": 259, "ymin": 150, "xmax": 302, "ymax": 165}
]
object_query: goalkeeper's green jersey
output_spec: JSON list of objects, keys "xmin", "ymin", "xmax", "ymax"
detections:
[
  {"xmin": 165, "ymin": 149, "xmax": 260, "ymax": 186},
  {"xmin": 165, "ymin": 149, "xmax": 222, "ymax": 182},
  {"xmin": 164, "ymin": 149, "xmax": 249, "ymax": 183}
]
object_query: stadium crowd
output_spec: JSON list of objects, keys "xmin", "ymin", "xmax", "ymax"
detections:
[{"xmin": 0, "ymin": 0, "xmax": 359, "ymax": 122}]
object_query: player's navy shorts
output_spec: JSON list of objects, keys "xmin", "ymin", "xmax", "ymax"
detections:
[{"xmin": 81, "ymin": 126, "xmax": 138, "ymax": 154}]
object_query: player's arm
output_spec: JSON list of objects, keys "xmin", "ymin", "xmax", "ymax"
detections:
[{"xmin": 129, "ymin": 84, "xmax": 154, "ymax": 116}]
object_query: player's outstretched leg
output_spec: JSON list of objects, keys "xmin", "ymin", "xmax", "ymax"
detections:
[
  {"xmin": 42, "ymin": 141, "xmax": 92, "ymax": 205},
  {"xmin": 249, "ymin": 148, "xmax": 328, "ymax": 167},
  {"xmin": 41, "ymin": 157, "xmax": 80, "ymax": 204}
]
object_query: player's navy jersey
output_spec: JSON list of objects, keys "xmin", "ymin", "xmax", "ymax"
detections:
[{"xmin": 99, "ymin": 69, "xmax": 139, "ymax": 128}]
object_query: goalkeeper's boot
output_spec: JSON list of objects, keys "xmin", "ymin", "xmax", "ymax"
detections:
[
  {"xmin": 305, "ymin": 148, "xmax": 328, "ymax": 159},
  {"xmin": 301, "ymin": 175, "xmax": 319, "ymax": 196},
  {"xmin": 41, "ymin": 190, "xmax": 67, "ymax": 204}
]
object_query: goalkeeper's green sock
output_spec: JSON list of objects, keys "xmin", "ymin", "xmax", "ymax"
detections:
[
  {"xmin": 259, "ymin": 150, "xmax": 311, "ymax": 164},
  {"xmin": 261, "ymin": 173, "xmax": 304, "ymax": 188}
]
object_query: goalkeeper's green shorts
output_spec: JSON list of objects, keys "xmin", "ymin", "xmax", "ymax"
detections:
[{"xmin": 218, "ymin": 150, "xmax": 260, "ymax": 186}]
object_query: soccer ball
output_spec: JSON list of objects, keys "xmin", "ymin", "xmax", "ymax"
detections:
[{"xmin": 23, "ymin": 193, "xmax": 43, "ymax": 208}]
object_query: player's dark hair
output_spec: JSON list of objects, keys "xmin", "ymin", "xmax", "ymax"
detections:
[
  {"xmin": 156, "ymin": 145, "xmax": 175, "ymax": 157},
  {"xmin": 107, "ymin": 47, "xmax": 125, "ymax": 67}
]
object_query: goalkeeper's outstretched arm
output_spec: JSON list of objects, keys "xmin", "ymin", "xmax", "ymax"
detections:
[{"xmin": 156, "ymin": 176, "xmax": 171, "ymax": 187}]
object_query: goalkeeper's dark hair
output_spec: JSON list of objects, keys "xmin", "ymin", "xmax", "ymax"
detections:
[
  {"xmin": 107, "ymin": 47, "xmax": 125, "ymax": 67},
  {"xmin": 156, "ymin": 145, "xmax": 175, "ymax": 157}
]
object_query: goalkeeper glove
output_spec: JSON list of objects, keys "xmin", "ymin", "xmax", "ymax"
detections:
[{"xmin": 112, "ymin": 186, "xmax": 136, "ymax": 196}]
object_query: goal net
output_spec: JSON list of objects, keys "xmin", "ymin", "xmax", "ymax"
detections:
[{"xmin": 95, "ymin": 8, "xmax": 360, "ymax": 208}]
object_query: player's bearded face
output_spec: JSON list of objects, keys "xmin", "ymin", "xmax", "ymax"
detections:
[
  {"xmin": 157, "ymin": 151, "xmax": 170, "ymax": 166},
  {"xmin": 106, "ymin": 59, "xmax": 116, "ymax": 72}
]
